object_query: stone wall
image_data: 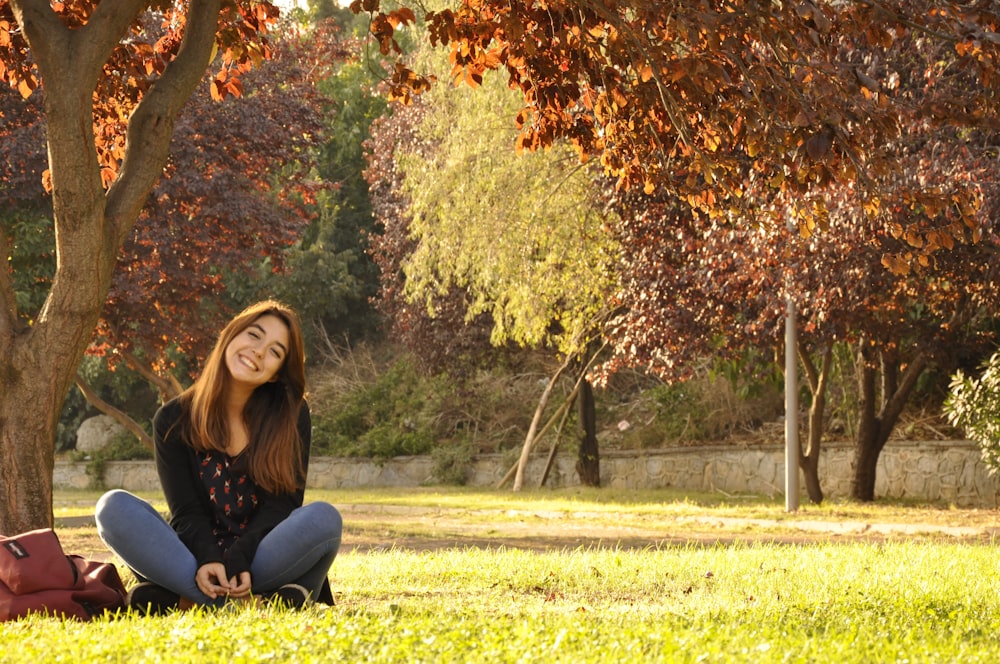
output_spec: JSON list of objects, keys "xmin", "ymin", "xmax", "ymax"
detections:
[{"xmin": 54, "ymin": 439, "xmax": 1000, "ymax": 507}]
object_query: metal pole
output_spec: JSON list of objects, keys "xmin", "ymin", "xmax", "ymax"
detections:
[{"xmin": 784, "ymin": 231, "xmax": 800, "ymax": 512}]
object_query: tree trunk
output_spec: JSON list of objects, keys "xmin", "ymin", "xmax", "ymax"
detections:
[
  {"xmin": 512, "ymin": 355, "xmax": 572, "ymax": 491},
  {"xmin": 74, "ymin": 373, "xmax": 154, "ymax": 449},
  {"xmin": 801, "ymin": 450, "xmax": 823, "ymax": 504},
  {"xmin": 849, "ymin": 342, "xmax": 930, "ymax": 501},
  {"xmin": 851, "ymin": 429, "xmax": 884, "ymax": 502},
  {"xmin": 797, "ymin": 344, "xmax": 833, "ymax": 505},
  {"xmin": 575, "ymin": 378, "xmax": 600, "ymax": 487},
  {"xmin": 0, "ymin": 0, "xmax": 225, "ymax": 532},
  {"xmin": 0, "ymin": 371, "xmax": 63, "ymax": 532}
]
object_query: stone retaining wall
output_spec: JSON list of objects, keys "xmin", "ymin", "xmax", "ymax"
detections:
[{"xmin": 54, "ymin": 439, "xmax": 1000, "ymax": 507}]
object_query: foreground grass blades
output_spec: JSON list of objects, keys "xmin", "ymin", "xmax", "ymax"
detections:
[{"xmin": 4, "ymin": 541, "xmax": 1000, "ymax": 663}]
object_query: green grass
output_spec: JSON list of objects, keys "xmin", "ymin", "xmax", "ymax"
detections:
[
  {"xmin": 4, "ymin": 542, "xmax": 1000, "ymax": 662},
  {"xmin": 14, "ymin": 488, "xmax": 1000, "ymax": 662}
]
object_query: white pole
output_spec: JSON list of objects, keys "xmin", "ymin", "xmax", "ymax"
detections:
[{"xmin": 784, "ymin": 229, "xmax": 800, "ymax": 512}]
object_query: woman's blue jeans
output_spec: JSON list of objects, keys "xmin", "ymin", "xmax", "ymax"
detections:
[{"xmin": 95, "ymin": 489, "xmax": 342, "ymax": 606}]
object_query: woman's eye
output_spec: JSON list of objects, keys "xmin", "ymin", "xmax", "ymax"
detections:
[{"xmin": 270, "ymin": 349, "xmax": 282, "ymax": 359}]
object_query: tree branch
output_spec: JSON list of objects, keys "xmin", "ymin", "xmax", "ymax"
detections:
[
  {"xmin": 74, "ymin": 373, "xmax": 154, "ymax": 449},
  {"xmin": 105, "ymin": 0, "xmax": 223, "ymax": 241},
  {"xmin": 13, "ymin": 0, "xmax": 149, "ymax": 89},
  {"xmin": 121, "ymin": 348, "xmax": 184, "ymax": 402}
]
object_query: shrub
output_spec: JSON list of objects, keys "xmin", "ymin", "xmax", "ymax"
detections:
[
  {"xmin": 310, "ymin": 357, "xmax": 449, "ymax": 459},
  {"xmin": 943, "ymin": 351, "xmax": 1000, "ymax": 473}
]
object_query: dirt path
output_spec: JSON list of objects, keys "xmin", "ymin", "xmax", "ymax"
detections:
[
  {"xmin": 54, "ymin": 502, "xmax": 999, "ymax": 561},
  {"xmin": 334, "ymin": 503, "xmax": 999, "ymax": 552}
]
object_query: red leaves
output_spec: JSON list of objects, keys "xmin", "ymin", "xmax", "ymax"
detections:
[
  {"xmin": 804, "ymin": 126, "xmax": 834, "ymax": 162},
  {"xmin": 0, "ymin": 1, "xmax": 280, "ymax": 191},
  {"xmin": 352, "ymin": 0, "xmax": 1000, "ymax": 239},
  {"xmin": 388, "ymin": 63, "xmax": 432, "ymax": 105},
  {"xmin": 210, "ymin": 69, "xmax": 244, "ymax": 102}
]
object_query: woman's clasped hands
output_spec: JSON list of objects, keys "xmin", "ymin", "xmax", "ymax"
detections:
[{"xmin": 196, "ymin": 562, "xmax": 252, "ymax": 599}]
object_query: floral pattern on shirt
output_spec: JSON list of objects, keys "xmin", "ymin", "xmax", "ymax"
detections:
[{"xmin": 197, "ymin": 450, "xmax": 259, "ymax": 552}]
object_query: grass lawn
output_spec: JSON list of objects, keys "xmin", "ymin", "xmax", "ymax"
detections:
[{"xmin": 4, "ymin": 487, "xmax": 999, "ymax": 662}]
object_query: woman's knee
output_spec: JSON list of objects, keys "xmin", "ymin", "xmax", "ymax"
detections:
[
  {"xmin": 95, "ymin": 489, "xmax": 137, "ymax": 524},
  {"xmin": 302, "ymin": 501, "xmax": 343, "ymax": 538}
]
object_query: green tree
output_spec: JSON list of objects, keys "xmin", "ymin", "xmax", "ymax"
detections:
[
  {"xmin": 240, "ymin": 15, "xmax": 389, "ymax": 346},
  {"xmin": 368, "ymin": 44, "xmax": 619, "ymax": 489},
  {"xmin": 0, "ymin": 0, "xmax": 281, "ymax": 533}
]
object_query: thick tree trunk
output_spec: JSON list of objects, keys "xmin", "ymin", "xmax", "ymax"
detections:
[
  {"xmin": 0, "ymin": 0, "xmax": 224, "ymax": 532},
  {"xmin": 849, "ymin": 342, "xmax": 930, "ymax": 502},
  {"xmin": 0, "ymin": 350, "xmax": 79, "ymax": 532},
  {"xmin": 0, "ymin": 398, "xmax": 57, "ymax": 533},
  {"xmin": 575, "ymin": 379, "xmax": 600, "ymax": 487}
]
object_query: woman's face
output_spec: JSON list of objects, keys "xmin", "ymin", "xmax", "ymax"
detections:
[{"xmin": 224, "ymin": 314, "xmax": 291, "ymax": 389}]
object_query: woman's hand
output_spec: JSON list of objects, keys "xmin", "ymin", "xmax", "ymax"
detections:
[
  {"xmin": 196, "ymin": 563, "xmax": 252, "ymax": 599},
  {"xmin": 227, "ymin": 571, "xmax": 252, "ymax": 598}
]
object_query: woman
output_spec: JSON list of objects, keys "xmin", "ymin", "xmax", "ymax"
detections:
[{"xmin": 95, "ymin": 301, "xmax": 342, "ymax": 613}]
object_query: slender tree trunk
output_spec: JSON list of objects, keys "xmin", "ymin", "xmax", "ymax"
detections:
[
  {"xmin": 74, "ymin": 373, "xmax": 154, "ymax": 449},
  {"xmin": 575, "ymin": 378, "xmax": 600, "ymax": 487},
  {"xmin": 512, "ymin": 355, "xmax": 572, "ymax": 491},
  {"xmin": 852, "ymin": 431, "xmax": 886, "ymax": 502},
  {"xmin": 798, "ymin": 344, "xmax": 833, "ymax": 505},
  {"xmin": 801, "ymin": 450, "xmax": 823, "ymax": 504},
  {"xmin": 121, "ymin": 348, "xmax": 184, "ymax": 401}
]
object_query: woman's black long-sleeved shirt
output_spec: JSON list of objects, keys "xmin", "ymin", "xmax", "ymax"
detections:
[{"xmin": 152, "ymin": 397, "xmax": 311, "ymax": 580}]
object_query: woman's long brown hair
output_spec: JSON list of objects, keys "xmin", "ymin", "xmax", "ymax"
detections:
[{"xmin": 179, "ymin": 300, "xmax": 307, "ymax": 494}]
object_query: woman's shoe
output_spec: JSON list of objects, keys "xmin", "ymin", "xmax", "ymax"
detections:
[
  {"xmin": 127, "ymin": 582, "xmax": 181, "ymax": 616},
  {"xmin": 266, "ymin": 583, "xmax": 310, "ymax": 609}
]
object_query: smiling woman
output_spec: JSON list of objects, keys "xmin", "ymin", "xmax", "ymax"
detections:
[
  {"xmin": 92, "ymin": 301, "xmax": 342, "ymax": 615},
  {"xmin": 224, "ymin": 314, "xmax": 290, "ymax": 396}
]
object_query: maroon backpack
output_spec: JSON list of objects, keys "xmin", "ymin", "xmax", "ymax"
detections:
[{"xmin": 0, "ymin": 528, "xmax": 126, "ymax": 621}]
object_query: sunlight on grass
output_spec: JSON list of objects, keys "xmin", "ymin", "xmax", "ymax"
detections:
[{"xmin": 4, "ymin": 541, "xmax": 1000, "ymax": 663}]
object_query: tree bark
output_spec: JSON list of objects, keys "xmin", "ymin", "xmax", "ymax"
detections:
[
  {"xmin": 512, "ymin": 355, "xmax": 573, "ymax": 491},
  {"xmin": 74, "ymin": 374, "xmax": 154, "ymax": 449},
  {"xmin": 575, "ymin": 378, "xmax": 600, "ymax": 487},
  {"xmin": 121, "ymin": 348, "xmax": 184, "ymax": 402},
  {"xmin": 0, "ymin": 363, "xmax": 61, "ymax": 533}
]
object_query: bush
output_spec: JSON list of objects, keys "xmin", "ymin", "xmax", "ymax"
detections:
[
  {"xmin": 310, "ymin": 356, "xmax": 449, "ymax": 459},
  {"xmin": 943, "ymin": 351, "xmax": 1000, "ymax": 473}
]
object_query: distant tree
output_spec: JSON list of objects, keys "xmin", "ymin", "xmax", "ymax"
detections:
[
  {"xmin": 367, "ymin": 43, "xmax": 618, "ymax": 488},
  {"xmin": 94, "ymin": 24, "xmax": 335, "ymax": 402},
  {"xmin": 0, "ymin": 0, "xmax": 281, "ymax": 533},
  {"xmin": 367, "ymin": 96, "xmax": 498, "ymax": 371},
  {"xmin": 355, "ymin": 0, "xmax": 1000, "ymax": 502},
  {"xmin": 600, "ymin": 121, "xmax": 1000, "ymax": 503},
  {"xmin": 227, "ymin": 13, "xmax": 393, "ymax": 349}
]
